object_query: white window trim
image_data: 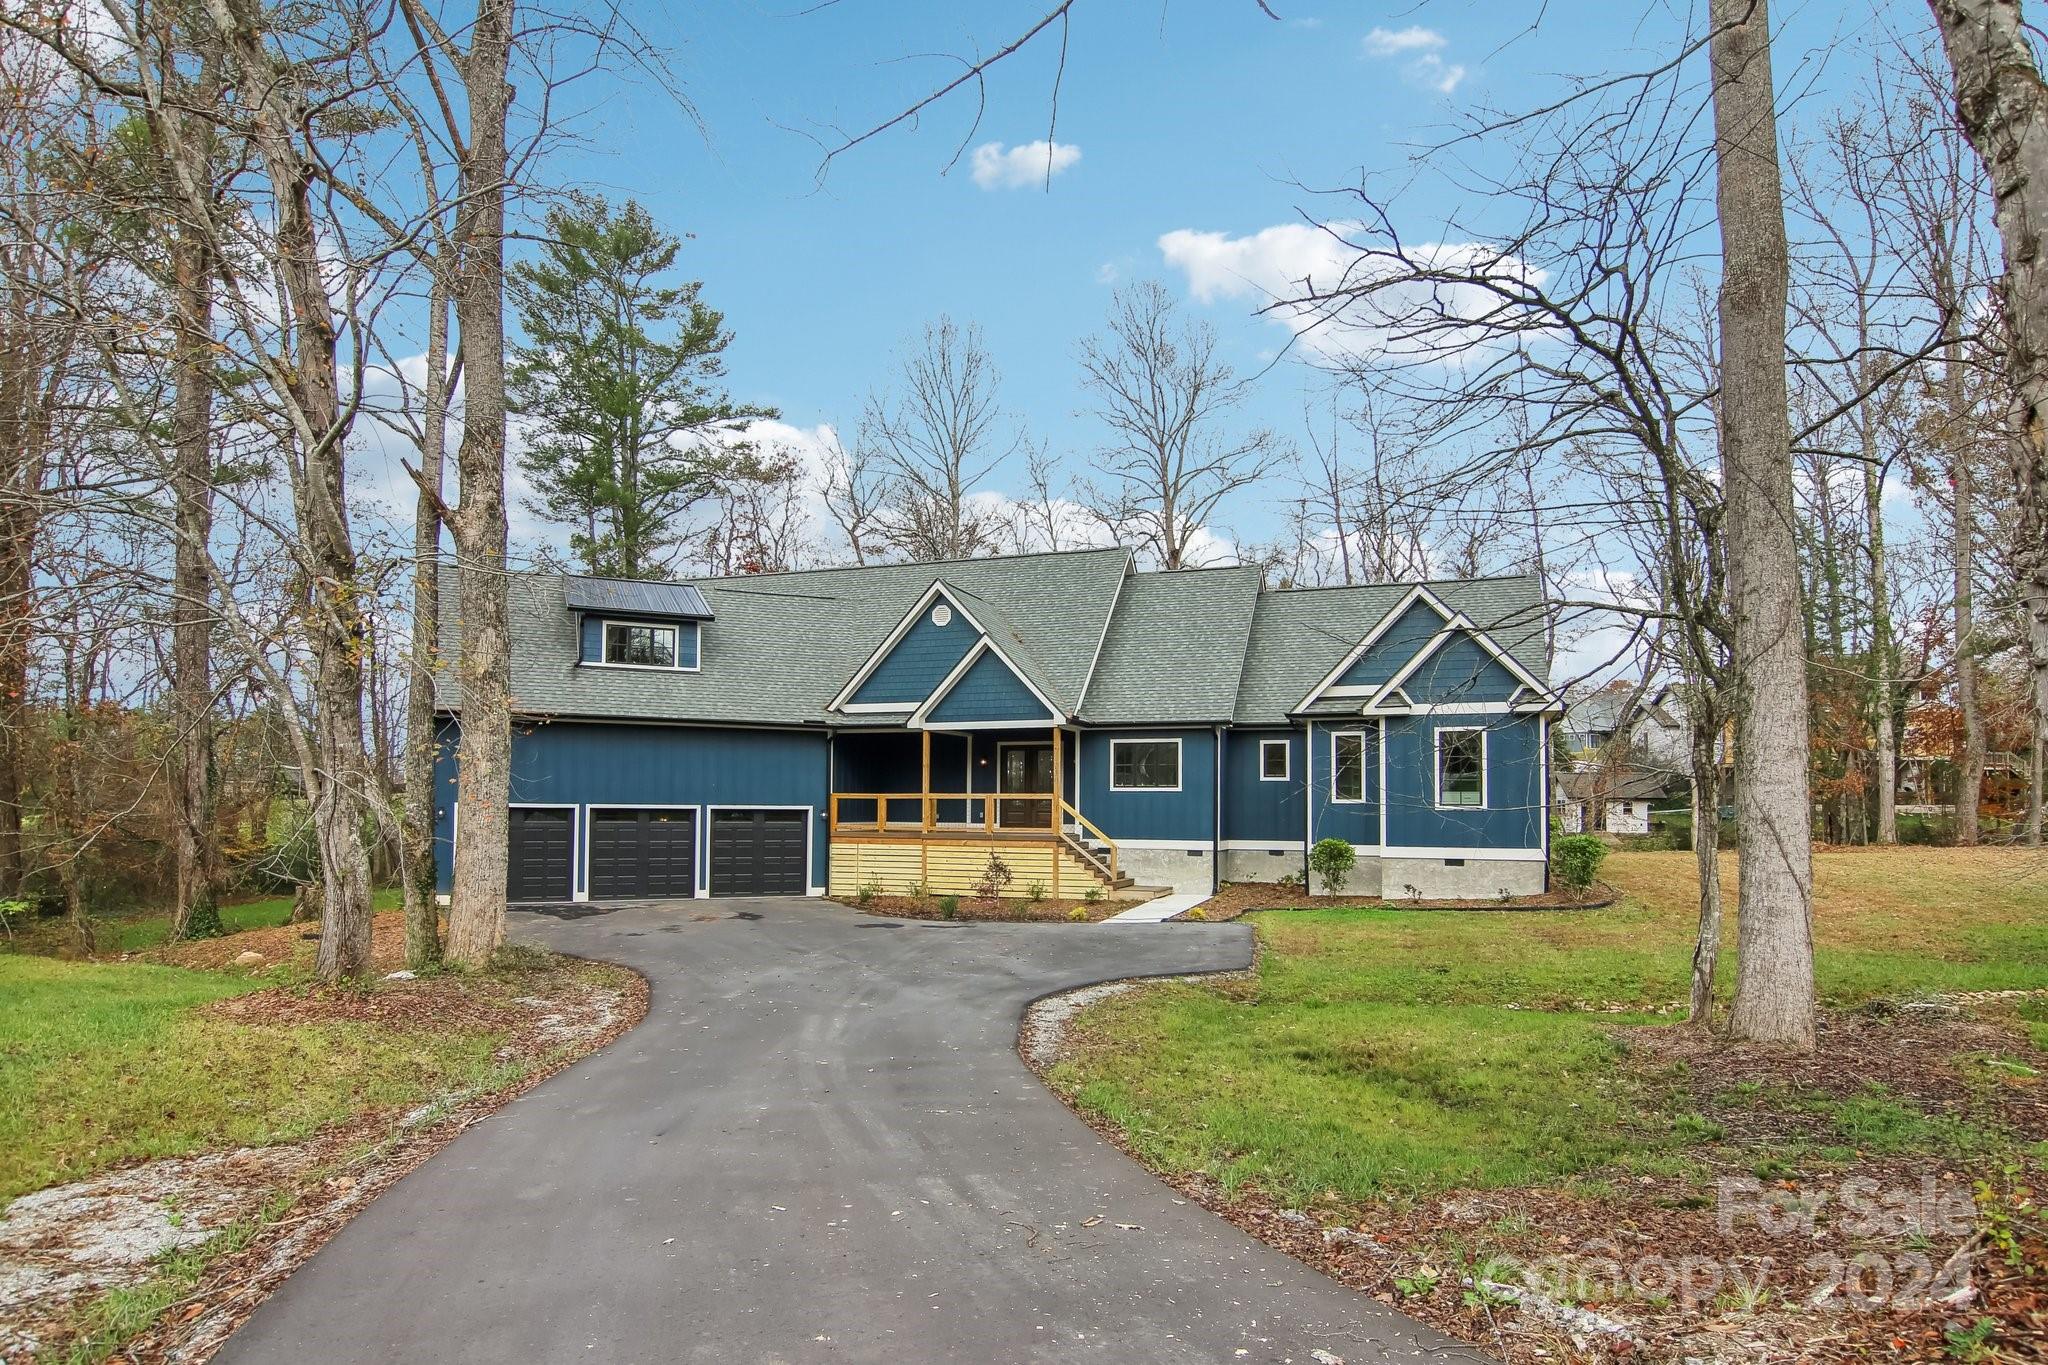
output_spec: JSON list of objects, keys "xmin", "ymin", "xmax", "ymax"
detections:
[
  {"xmin": 587, "ymin": 617, "xmax": 697, "ymax": 672},
  {"xmin": 1330, "ymin": 729, "xmax": 1369, "ymax": 804},
  {"xmin": 1108, "ymin": 736, "xmax": 1183, "ymax": 793},
  {"xmin": 1258, "ymin": 737, "xmax": 1290, "ymax": 782},
  {"xmin": 1433, "ymin": 725, "xmax": 1488, "ymax": 809}
]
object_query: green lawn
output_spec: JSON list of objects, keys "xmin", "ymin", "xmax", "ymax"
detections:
[
  {"xmin": 0, "ymin": 952, "xmax": 508, "ymax": 1205},
  {"xmin": 3, "ymin": 888, "xmax": 402, "ymax": 957},
  {"xmin": 1050, "ymin": 847, "xmax": 2048, "ymax": 1207}
]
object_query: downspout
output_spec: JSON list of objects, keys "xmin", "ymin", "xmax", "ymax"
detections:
[{"xmin": 1212, "ymin": 724, "xmax": 1224, "ymax": 894}]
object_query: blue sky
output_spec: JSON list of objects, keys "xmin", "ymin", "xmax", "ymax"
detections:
[{"xmin": 350, "ymin": 0, "xmax": 1941, "ymax": 684}]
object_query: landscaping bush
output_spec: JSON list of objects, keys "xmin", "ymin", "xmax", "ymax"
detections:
[
  {"xmin": 1551, "ymin": 833, "xmax": 1608, "ymax": 891},
  {"xmin": 938, "ymin": 895, "xmax": 959, "ymax": 919},
  {"xmin": 1309, "ymin": 837, "xmax": 1356, "ymax": 895},
  {"xmin": 1066, "ymin": 906, "xmax": 1089, "ymax": 922}
]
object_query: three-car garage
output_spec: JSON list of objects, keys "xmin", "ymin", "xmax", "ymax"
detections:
[{"xmin": 499, "ymin": 803, "xmax": 813, "ymax": 902}]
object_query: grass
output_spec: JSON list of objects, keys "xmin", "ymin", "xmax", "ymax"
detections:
[
  {"xmin": 1049, "ymin": 846, "xmax": 2047, "ymax": 1209},
  {"xmin": 0, "ymin": 952, "xmax": 511, "ymax": 1205}
]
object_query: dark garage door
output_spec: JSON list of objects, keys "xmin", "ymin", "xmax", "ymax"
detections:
[
  {"xmin": 708, "ymin": 809, "xmax": 808, "ymax": 897},
  {"xmin": 506, "ymin": 807, "xmax": 574, "ymax": 902},
  {"xmin": 588, "ymin": 808, "xmax": 698, "ymax": 899}
]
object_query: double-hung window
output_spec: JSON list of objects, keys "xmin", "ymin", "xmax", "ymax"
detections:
[
  {"xmin": 1110, "ymin": 739, "xmax": 1181, "ymax": 791},
  {"xmin": 1435, "ymin": 727, "xmax": 1486, "ymax": 807},
  {"xmin": 603, "ymin": 621, "xmax": 679, "ymax": 668}
]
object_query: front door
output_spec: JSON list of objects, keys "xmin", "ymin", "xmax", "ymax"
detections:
[{"xmin": 998, "ymin": 744, "xmax": 1053, "ymax": 830}]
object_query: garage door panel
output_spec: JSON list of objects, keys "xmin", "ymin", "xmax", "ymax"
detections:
[
  {"xmin": 507, "ymin": 808, "xmax": 574, "ymax": 902},
  {"xmin": 589, "ymin": 808, "xmax": 697, "ymax": 900},
  {"xmin": 709, "ymin": 810, "xmax": 807, "ymax": 897}
]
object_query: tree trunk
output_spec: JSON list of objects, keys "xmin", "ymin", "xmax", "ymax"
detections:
[
  {"xmin": 1687, "ymin": 698, "xmax": 1724, "ymax": 1026},
  {"xmin": 1928, "ymin": 0, "xmax": 2048, "ymax": 852},
  {"xmin": 1709, "ymin": 0, "xmax": 1816, "ymax": 1049},
  {"xmin": 401, "ymin": 282, "xmax": 450, "ymax": 970},
  {"xmin": 205, "ymin": 0, "xmax": 378, "ymax": 980},
  {"xmin": 1861, "ymin": 386, "xmax": 1897, "ymax": 845},
  {"xmin": 443, "ymin": 0, "xmax": 516, "ymax": 970},
  {"xmin": 1949, "ymin": 343, "xmax": 1985, "ymax": 844},
  {"xmin": 168, "ymin": 219, "xmax": 222, "ymax": 939}
]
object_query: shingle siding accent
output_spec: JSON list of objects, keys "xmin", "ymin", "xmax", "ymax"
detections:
[
  {"xmin": 1402, "ymin": 632, "xmax": 1524, "ymax": 703},
  {"xmin": 1336, "ymin": 599, "xmax": 1445, "ymax": 687},
  {"xmin": 926, "ymin": 650, "xmax": 1053, "ymax": 724},
  {"xmin": 849, "ymin": 610, "xmax": 976, "ymax": 705}
]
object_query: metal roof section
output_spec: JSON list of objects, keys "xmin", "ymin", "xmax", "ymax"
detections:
[{"xmin": 564, "ymin": 576, "xmax": 714, "ymax": 620}]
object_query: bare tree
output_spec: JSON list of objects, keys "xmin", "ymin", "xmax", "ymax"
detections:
[
  {"xmin": 819, "ymin": 431, "xmax": 886, "ymax": 566},
  {"xmin": 1924, "ymin": 0, "xmax": 2048, "ymax": 854},
  {"xmin": 1076, "ymin": 282, "xmax": 1285, "ymax": 568},
  {"xmin": 860, "ymin": 316, "xmax": 1016, "ymax": 562}
]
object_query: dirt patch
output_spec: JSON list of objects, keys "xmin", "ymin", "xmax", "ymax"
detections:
[
  {"xmin": 0, "ymin": 956, "xmax": 647, "ymax": 1364},
  {"xmin": 1197, "ymin": 880, "xmax": 1613, "ymax": 921},
  {"xmin": 835, "ymin": 894, "xmax": 1121, "ymax": 922},
  {"xmin": 1025, "ymin": 984, "xmax": 2046, "ymax": 1363},
  {"xmin": 150, "ymin": 911, "xmax": 423, "ymax": 975}
]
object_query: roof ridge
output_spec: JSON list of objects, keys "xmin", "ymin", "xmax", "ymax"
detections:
[{"xmin": 1262, "ymin": 571, "xmax": 1539, "ymax": 595}]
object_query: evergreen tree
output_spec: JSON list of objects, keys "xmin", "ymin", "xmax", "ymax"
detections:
[{"xmin": 509, "ymin": 198, "xmax": 774, "ymax": 578}]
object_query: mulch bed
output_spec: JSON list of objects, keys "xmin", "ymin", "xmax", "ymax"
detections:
[
  {"xmin": 1026, "ymin": 987, "xmax": 2048, "ymax": 1363},
  {"xmin": 8, "ymin": 953, "xmax": 648, "ymax": 1364},
  {"xmin": 834, "ymin": 894, "xmax": 1122, "ymax": 922},
  {"xmin": 1197, "ymin": 879, "xmax": 1614, "ymax": 920}
]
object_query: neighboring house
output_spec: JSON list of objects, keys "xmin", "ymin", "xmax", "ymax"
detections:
[
  {"xmin": 1555, "ymin": 768, "xmax": 1680, "ymax": 836},
  {"xmin": 431, "ymin": 548, "xmax": 1560, "ymax": 903}
]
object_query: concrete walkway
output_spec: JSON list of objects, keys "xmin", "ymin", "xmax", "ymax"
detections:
[
  {"xmin": 1103, "ymin": 891, "xmax": 1210, "ymax": 923},
  {"xmin": 214, "ymin": 896, "xmax": 1478, "ymax": 1364}
]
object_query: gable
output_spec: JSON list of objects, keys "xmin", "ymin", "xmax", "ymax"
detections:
[
  {"xmin": 848, "ymin": 608, "xmax": 978, "ymax": 706},
  {"xmin": 1336, "ymin": 599, "xmax": 1449, "ymax": 688},
  {"xmin": 926, "ymin": 649, "xmax": 1054, "ymax": 724},
  {"xmin": 1397, "ymin": 630, "xmax": 1528, "ymax": 703}
]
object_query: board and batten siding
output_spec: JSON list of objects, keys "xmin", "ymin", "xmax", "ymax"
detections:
[
  {"xmin": 1075, "ymin": 729, "xmax": 1217, "ymax": 843},
  {"xmin": 1220, "ymin": 728, "xmax": 1304, "ymax": 844},
  {"xmin": 848, "ymin": 610, "xmax": 976, "ymax": 705},
  {"xmin": 432, "ymin": 717, "xmax": 830, "ymax": 895},
  {"xmin": 1380, "ymin": 713, "xmax": 1545, "ymax": 850},
  {"xmin": 1306, "ymin": 722, "xmax": 1382, "ymax": 847},
  {"xmin": 576, "ymin": 615, "xmax": 700, "ymax": 668}
]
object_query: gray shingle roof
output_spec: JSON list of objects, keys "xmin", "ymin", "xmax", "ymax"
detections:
[
  {"xmin": 1231, "ymin": 575, "xmax": 1550, "ymax": 726},
  {"xmin": 1079, "ymin": 566, "xmax": 1263, "ymax": 724},
  {"xmin": 436, "ymin": 550, "xmax": 1550, "ymax": 731},
  {"xmin": 436, "ymin": 547, "xmax": 1133, "ymax": 726}
]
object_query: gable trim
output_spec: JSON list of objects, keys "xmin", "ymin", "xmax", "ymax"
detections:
[
  {"xmin": 1365, "ymin": 615, "xmax": 1556, "ymax": 713},
  {"xmin": 1293, "ymin": 584, "xmax": 1456, "ymax": 714}
]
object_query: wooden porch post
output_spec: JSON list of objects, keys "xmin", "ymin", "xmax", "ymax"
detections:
[
  {"xmin": 920, "ymin": 729, "xmax": 932, "ymax": 888},
  {"xmin": 1051, "ymin": 729, "xmax": 1063, "ymax": 899}
]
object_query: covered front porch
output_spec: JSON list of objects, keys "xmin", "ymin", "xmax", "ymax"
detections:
[{"xmin": 826, "ymin": 727, "xmax": 1127, "ymax": 898}]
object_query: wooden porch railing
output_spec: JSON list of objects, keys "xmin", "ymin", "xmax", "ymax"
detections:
[{"xmin": 826, "ymin": 791, "xmax": 1122, "ymax": 890}]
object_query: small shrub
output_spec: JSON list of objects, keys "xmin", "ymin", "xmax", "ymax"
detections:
[
  {"xmin": 1066, "ymin": 906, "xmax": 1089, "ymax": 921},
  {"xmin": 938, "ymin": 894, "xmax": 960, "ymax": 919},
  {"xmin": 972, "ymin": 853, "xmax": 1014, "ymax": 908},
  {"xmin": 854, "ymin": 880, "xmax": 882, "ymax": 906},
  {"xmin": 1308, "ymin": 837, "xmax": 1356, "ymax": 895},
  {"xmin": 1023, "ymin": 879, "xmax": 1048, "ymax": 904},
  {"xmin": 1551, "ymin": 833, "xmax": 1608, "ymax": 891},
  {"xmin": 1182, "ymin": 906, "xmax": 1208, "ymax": 921},
  {"xmin": 1081, "ymin": 885, "xmax": 1103, "ymax": 904},
  {"xmin": 1275, "ymin": 870, "xmax": 1305, "ymax": 892}
]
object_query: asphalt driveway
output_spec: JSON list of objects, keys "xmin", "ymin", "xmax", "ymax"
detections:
[{"xmin": 216, "ymin": 897, "xmax": 1480, "ymax": 1364}]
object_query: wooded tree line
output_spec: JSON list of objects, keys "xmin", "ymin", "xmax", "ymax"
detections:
[{"xmin": 0, "ymin": 0, "xmax": 2043, "ymax": 1058}]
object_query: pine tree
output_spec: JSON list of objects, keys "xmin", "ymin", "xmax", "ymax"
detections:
[{"xmin": 508, "ymin": 198, "xmax": 774, "ymax": 578}]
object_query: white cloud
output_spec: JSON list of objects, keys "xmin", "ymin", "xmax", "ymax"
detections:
[
  {"xmin": 969, "ymin": 140, "xmax": 1082, "ymax": 190},
  {"xmin": 1158, "ymin": 222, "xmax": 1541, "ymax": 363},
  {"xmin": 1361, "ymin": 25, "xmax": 1467, "ymax": 94},
  {"xmin": 1095, "ymin": 261, "xmax": 1120, "ymax": 285},
  {"xmin": 1362, "ymin": 25, "xmax": 1445, "ymax": 56}
]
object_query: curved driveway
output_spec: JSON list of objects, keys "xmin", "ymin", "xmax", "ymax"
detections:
[{"xmin": 217, "ymin": 898, "xmax": 1480, "ymax": 1364}]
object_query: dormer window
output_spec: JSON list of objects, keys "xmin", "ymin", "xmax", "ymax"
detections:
[{"xmin": 604, "ymin": 621, "xmax": 680, "ymax": 669}]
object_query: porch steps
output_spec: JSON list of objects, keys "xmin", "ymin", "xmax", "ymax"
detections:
[{"xmin": 1102, "ymin": 893, "xmax": 1210, "ymax": 923}]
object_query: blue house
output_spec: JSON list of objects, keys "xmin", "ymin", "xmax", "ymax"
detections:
[{"xmin": 433, "ymin": 547, "xmax": 1559, "ymax": 903}]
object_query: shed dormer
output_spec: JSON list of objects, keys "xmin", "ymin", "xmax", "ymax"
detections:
[{"xmin": 566, "ymin": 576, "xmax": 713, "ymax": 672}]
